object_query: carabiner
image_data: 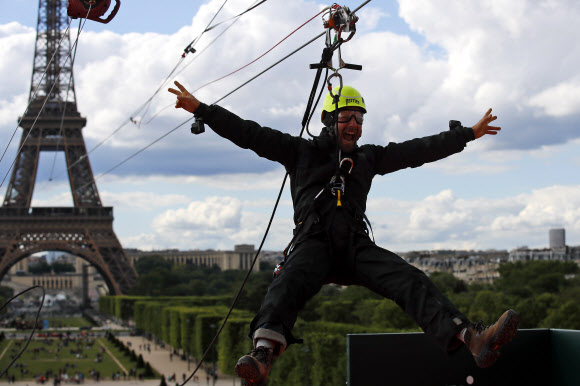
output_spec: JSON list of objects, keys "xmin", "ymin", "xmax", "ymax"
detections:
[{"xmin": 327, "ymin": 72, "xmax": 344, "ymax": 99}]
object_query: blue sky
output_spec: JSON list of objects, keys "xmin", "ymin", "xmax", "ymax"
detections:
[{"xmin": 1, "ymin": 0, "xmax": 579, "ymax": 252}]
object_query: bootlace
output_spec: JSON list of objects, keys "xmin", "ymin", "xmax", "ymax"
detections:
[
  {"xmin": 470, "ymin": 320, "xmax": 491, "ymax": 333},
  {"xmin": 248, "ymin": 346, "xmax": 272, "ymax": 365}
]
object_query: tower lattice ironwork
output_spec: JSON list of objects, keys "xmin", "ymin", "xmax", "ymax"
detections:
[{"xmin": 0, "ymin": 0, "xmax": 136, "ymax": 295}]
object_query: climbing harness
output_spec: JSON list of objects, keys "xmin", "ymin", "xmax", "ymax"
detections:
[
  {"xmin": 67, "ymin": 0, "xmax": 121, "ymax": 24},
  {"xmin": 274, "ymin": 3, "xmax": 367, "ymax": 278}
]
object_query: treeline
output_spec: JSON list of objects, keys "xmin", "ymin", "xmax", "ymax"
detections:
[
  {"xmin": 109, "ymin": 258, "xmax": 580, "ymax": 385},
  {"xmin": 28, "ymin": 261, "xmax": 75, "ymax": 274},
  {"xmin": 0, "ymin": 286, "xmax": 13, "ymax": 315},
  {"xmin": 130, "ymin": 256, "xmax": 273, "ymax": 313},
  {"xmin": 130, "ymin": 256, "xmax": 580, "ymax": 330}
]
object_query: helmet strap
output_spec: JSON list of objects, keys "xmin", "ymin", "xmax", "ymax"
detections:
[{"xmin": 323, "ymin": 113, "xmax": 334, "ymax": 128}]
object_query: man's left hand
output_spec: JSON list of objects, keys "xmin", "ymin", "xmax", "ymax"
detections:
[{"xmin": 472, "ymin": 108, "xmax": 501, "ymax": 139}]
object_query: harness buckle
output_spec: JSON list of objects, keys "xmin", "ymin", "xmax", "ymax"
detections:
[{"xmin": 330, "ymin": 175, "xmax": 345, "ymax": 196}]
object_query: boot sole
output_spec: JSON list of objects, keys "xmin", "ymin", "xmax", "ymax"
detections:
[
  {"xmin": 235, "ymin": 357, "xmax": 267, "ymax": 385},
  {"xmin": 475, "ymin": 309, "xmax": 520, "ymax": 368}
]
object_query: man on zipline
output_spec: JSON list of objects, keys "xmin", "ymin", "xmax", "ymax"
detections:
[{"xmin": 169, "ymin": 81, "xmax": 519, "ymax": 385}]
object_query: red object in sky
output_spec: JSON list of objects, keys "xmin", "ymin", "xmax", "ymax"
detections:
[{"xmin": 67, "ymin": 0, "xmax": 121, "ymax": 24}]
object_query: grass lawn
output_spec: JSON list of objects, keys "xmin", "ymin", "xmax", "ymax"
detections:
[
  {"xmin": 99, "ymin": 337, "xmax": 159, "ymax": 378},
  {"xmin": 0, "ymin": 335, "xmax": 152, "ymax": 382},
  {"xmin": 43, "ymin": 317, "xmax": 95, "ymax": 328}
]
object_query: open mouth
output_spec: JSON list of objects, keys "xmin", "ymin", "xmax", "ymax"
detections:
[{"xmin": 343, "ymin": 132, "xmax": 356, "ymax": 142}]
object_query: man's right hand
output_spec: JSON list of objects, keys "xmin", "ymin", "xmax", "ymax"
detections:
[{"xmin": 168, "ymin": 81, "xmax": 200, "ymax": 114}]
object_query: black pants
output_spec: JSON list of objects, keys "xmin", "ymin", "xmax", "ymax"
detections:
[{"xmin": 249, "ymin": 209, "xmax": 469, "ymax": 351}]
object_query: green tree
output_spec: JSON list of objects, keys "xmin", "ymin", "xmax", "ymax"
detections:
[
  {"xmin": 29, "ymin": 261, "xmax": 51, "ymax": 274},
  {"xmin": 51, "ymin": 261, "xmax": 75, "ymax": 273},
  {"xmin": 429, "ymin": 271, "xmax": 468, "ymax": 295},
  {"xmin": 496, "ymin": 260, "xmax": 579, "ymax": 297},
  {"xmin": 468, "ymin": 290, "xmax": 511, "ymax": 323},
  {"xmin": 235, "ymin": 271, "xmax": 272, "ymax": 313},
  {"xmin": 371, "ymin": 300, "xmax": 416, "ymax": 329},
  {"xmin": 301, "ymin": 285, "xmax": 340, "ymax": 322},
  {"xmin": 134, "ymin": 255, "xmax": 172, "ymax": 275},
  {"xmin": 515, "ymin": 293, "xmax": 558, "ymax": 329},
  {"xmin": 0, "ymin": 286, "xmax": 14, "ymax": 299},
  {"xmin": 337, "ymin": 285, "xmax": 381, "ymax": 302},
  {"xmin": 541, "ymin": 300, "xmax": 580, "ymax": 329}
]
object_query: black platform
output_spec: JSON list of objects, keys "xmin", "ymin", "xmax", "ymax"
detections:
[{"xmin": 347, "ymin": 329, "xmax": 580, "ymax": 386}]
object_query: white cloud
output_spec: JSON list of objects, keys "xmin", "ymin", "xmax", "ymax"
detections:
[
  {"xmin": 126, "ymin": 195, "xmax": 293, "ymax": 251},
  {"xmin": 528, "ymin": 77, "xmax": 580, "ymax": 117},
  {"xmin": 368, "ymin": 185, "xmax": 580, "ymax": 251},
  {"xmin": 153, "ymin": 196, "xmax": 242, "ymax": 231},
  {"xmin": 100, "ymin": 191, "xmax": 190, "ymax": 209},
  {"xmin": 3, "ymin": 0, "xmax": 580, "ymax": 254}
]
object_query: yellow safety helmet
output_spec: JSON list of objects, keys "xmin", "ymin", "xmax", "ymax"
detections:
[{"xmin": 321, "ymin": 85, "xmax": 367, "ymax": 124}]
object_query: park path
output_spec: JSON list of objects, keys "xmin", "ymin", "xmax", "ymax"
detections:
[
  {"xmin": 0, "ymin": 340, "xmax": 13, "ymax": 363},
  {"xmin": 117, "ymin": 335, "xmax": 240, "ymax": 386},
  {"xmin": 97, "ymin": 338, "xmax": 129, "ymax": 374}
]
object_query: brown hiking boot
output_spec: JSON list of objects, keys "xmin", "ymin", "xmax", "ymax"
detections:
[
  {"xmin": 235, "ymin": 346, "xmax": 273, "ymax": 385},
  {"xmin": 465, "ymin": 309, "xmax": 520, "ymax": 368}
]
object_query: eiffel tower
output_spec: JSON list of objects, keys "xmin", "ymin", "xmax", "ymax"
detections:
[{"xmin": 0, "ymin": 0, "xmax": 136, "ymax": 295}]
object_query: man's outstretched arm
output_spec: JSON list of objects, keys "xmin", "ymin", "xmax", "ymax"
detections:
[
  {"xmin": 168, "ymin": 81, "xmax": 302, "ymax": 168},
  {"xmin": 373, "ymin": 108, "xmax": 502, "ymax": 175}
]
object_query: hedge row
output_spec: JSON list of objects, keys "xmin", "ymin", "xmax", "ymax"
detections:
[
  {"xmin": 100, "ymin": 296, "xmax": 416, "ymax": 384},
  {"xmin": 99, "ymin": 295, "xmax": 232, "ymax": 321},
  {"xmin": 99, "ymin": 296, "xmax": 253, "ymax": 369}
]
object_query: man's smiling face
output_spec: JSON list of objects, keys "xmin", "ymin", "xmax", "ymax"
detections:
[{"xmin": 335, "ymin": 107, "xmax": 364, "ymax": 152}]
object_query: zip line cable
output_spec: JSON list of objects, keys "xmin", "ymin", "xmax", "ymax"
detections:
[
  {"xmin": 76, "ymin": 29, "xmax": 326, "ymax": 192},
  {"xmin": 0, "ymin": 19, "xmax": 73, "ymax": 169},
  {"xmin": 132, "ymin": 0, "xmax": 229, "ymax": 128},
  {"xmin": 185, "ymin": 0, "xmax": 229, "ymax": 53},
  {"xmin": 48, "ymin": 18, "xmax": 84, "ymax": 181},
  {"xmin": 138, "ymin": 1, "xmax": 319, "ymax": 127},
  {"xmin": 135, "ymin": 55, "xmax": 187, "ymax": 128},
  {"xmin": 0, "ymin": 286, "xmax": 46, "ymax": 378},
  {"xmin": 58, "ymin": 10, "xmax": 327, "ymax": 184},
  {"xmin": 138, "ymin": 0, "xmax": 265, "ymax": 126},
  {"xmin": 0, "ymin": 6, "xmax": 93, "ymax": 190},
  {"xmin": 183, "ymin": 0, "xmax": 268, "ymax": 52},
  {"xmin": 91, "ymin": 117, "xmax": 194, "ymax": 181},
  {"xmin": 58, "ymin": 0, "xmax": 245, "ymax": 176},
  {"xmin": 191, "ymin": 7, "xmax": 327, "ymax": 94}
]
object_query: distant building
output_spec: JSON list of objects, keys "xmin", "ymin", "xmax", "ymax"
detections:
[
  {"xmin": 403, "ymin": 250, "xmax": 508, "ymax": 284},
  {"xmin": 4, "ymin": 256, "xmax": 106, "ymax": 298},
  {"xmin": 509, "ymin": 228, "xmax": 580, "ymax": 263},
  {"xmin": 125, "ymin": 244, "xmax": 260, "ymax": 272}
]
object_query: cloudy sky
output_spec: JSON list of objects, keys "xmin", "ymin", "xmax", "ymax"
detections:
[{"xmin": 1, "ymin": 0, "xmax": 579, "ymax": 253}]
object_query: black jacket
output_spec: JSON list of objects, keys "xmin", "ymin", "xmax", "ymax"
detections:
[{"xmin": 195, "ymin": 103, "xmax": 475, "ymax": 226}]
